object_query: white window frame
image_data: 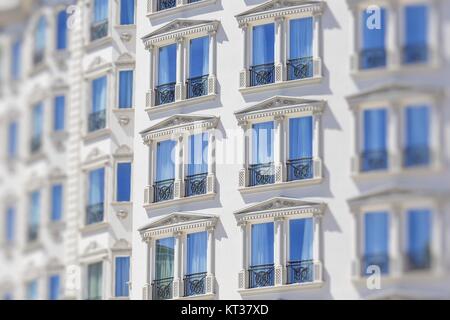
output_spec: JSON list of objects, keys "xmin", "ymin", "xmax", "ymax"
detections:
[
  {"xmin": 116, "ymin": 68, "xmax": 135, "ymax": 110},
  {"xmin": 112, "ymin": 254, "xmax": 131, "ymax": 299}
]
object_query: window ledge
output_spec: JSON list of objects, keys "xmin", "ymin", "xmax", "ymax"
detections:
[
  {"xmin": 239, "ymin": 177, "xmax": 323, "ymax": 194},
  {"xmin": 85, "ymin": 36, "xmax": 113, "ymax": 52},
  {"xmin": 146, "ymin": 93, "xmax": 217, "ymax": 115},
  {"xmin": 238, "ymin": 281, "xmax": 324, "ymax": 296},
  {"xmin": 29, "ymin": 61, "xmax": 49, "ymax": 77},
  {"xmin": 352, "ymin": 164, "xmax": 442, "ymax": 180},
  {"xmin": 174, "ymin": 293, "xmax": 216, "ymax": 301},
  {"xmin": 144, "ymin": 192, "xmax": 216, "ymax": 210},
  {"xmin": 147, "ymin": 0, "xmax": 217, "ymax": 20},
  {"xmin": 23, "ymin": 240, "xmax": 43, "ymax": 254},
  {"xmin": 82, "ymin": 128, "xmax": 112, "ymax": 143},
  {"xmin": 79, "ymin": 221, "xmax": 109, "ymax": 235},
  {"xmin": 27, "ymin": 151, "xmax": 46, "ymax": 164},
  {"xmin": 239, "ymin": 76, "xmax": 322, "ymax": 94}
]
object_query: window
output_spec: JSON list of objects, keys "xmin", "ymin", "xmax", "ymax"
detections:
[
  {"xmin": 48, "ymin": 275, "xmax": 60, "ymax": 300},
  {"xmin": 11, "ymin": 40, "xmax": 21, "ymax": 80},
  {"xmin": 185, "ymin": 231, "xmax": 207, "ymax": 297},
  {"xmin": 156, "ymin": 44, "xmax": 176, "ymax": 106},
  {"xmin": 86, "ymin": 168, "xmax": 105, "ymax": 225},
  {"xmin": 3, "ymin": 293, "xmax": 12, "ymax": 300},
  {"xmin": 250, "ymin": 121, "xmax": 274, "ymax": 186},
  {"xmin": 115, "ymin": 257, "xmax": 130, "ymax": 297},
  {"xmin": 404, "ymin": 105, "xmax": 429, "ymax": 167},
  {"xmin": 288, "ymin": 17, "xmax": 313, "ymax": 80},
  {"xmin": 250, "ymin": 23, "xmax": 275, "ymax": 86},
  {"xmin": 91, "ymin": 0, "xmax": 109, "ymax": 41},
  {"xmin": 186, "ymin": 133, "xmax": 208, "ymax": 197},
  {"xmin": 116, "ymin": 162, "xmax": 131, "ymax": 202},
  {"xmin": 187, "ymin": 36, "xmax": 209, "ymax": 99},
  {"xmin": 363, "ymin": 212, "xmax": 389, "ymax": 276},
  {"xmin": 56, "ymin": 10, "xmax": 68, "ymax": 50},
  {"xmin": 154, "ymin": 237, "xmax": 174, "ymax": 300},
  {"xmin": 54, "ymin": 95, "xmax": 65, "ymax": 132},
  {"xmin": 287, "ymin": 218, "xmax": 313, "ymax": 284},
  {"xmin": 406, "ymin": 209, "xmax": 431, "ymax": 271},
  {"xmin": 87, "ymin": 262, "xmax": 102, "ymax": 300},
  {"xmin": 362, "ymin": 108, "xmax": 387, "ymax": 172},
  {"xmin": 118, "ymin": 70, "xmax": 133, "ymax": 109},
  {"xmin": 31, "ymin": 103, "xmax": 43, "ymax": 153},
  {"xmin": 157, "ymin": 0, "xmax": 176, "ymax": 11},
  {"xmin": 89, "ymin": 76, "xmax": 107, "ymax": 132},
  {"xmin": 154, "ymin": 140, "xmax": 175, "ymax": 202},
  {"xmin": 26, "ymin": 280, "xmax": 38, "ymax": 300},
  {"xmin": 287, "ymin": 117, "xmax": 313, "ymax": 181},
  {"xmin": 51, "ymin": 184, "xmax": 63, "ymax": 221},
  {"xmin": 249, "ymin": 222, "xmax": 274, "ymax": 289},
  {"xmin": 120, "ymin": 0, "xmax": 135, "ymax": 25},
  {"xmin": 360, "ymin": 8, "xmax": 387, "ymax": 69},
  {"xmin": 5, "ymin": 207, "xmax": 15, "ymax": 244},
  {"xmin": 7, "ymin": 121, "xmax": 18, "ymax": 159},
  {"xmin": 403, "ymin": 5, "xmax": 428, "ymax": 64},
  {"xmin": 34, "ymin": 16, "xmax": 47, "ymax": 65},
  {"xmin": 28, "ymin": 191, "xmax": 40, "ymax": 242}
]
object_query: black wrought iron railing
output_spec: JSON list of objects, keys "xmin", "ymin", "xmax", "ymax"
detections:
[
  {"xmin": 248, "ymin": 163, "xmax": 275, "ymax": 187},
  {"xmin": 88, "ymin": 109, "xmax": 106, "ymax": 132},
  {"xmin": 183, "ymin": 272, "xmax": 207, "ymax": 297},
  {"xmin": 157, "ymin": 0, "xmax": 176, "ymax": 11},
  {"xmin": 362, "ymin": 253, "xmax": 389, "ymax": 276},
  {"xmin": 287, "ymin": 57, "xmax": 313, "ymax": 80},
  {"xmin": 90, "ymin": 19, "xmax": 108, "ymax": 42},
  {"xmin": 188, "ymin": 0, "xmax": 202, "ymax": 3},
  {"xmin": 30, "ymin": 136, "xmax": 42, "ymax": 153},
  {"xmin": 286, "ymin": 260, "xmax": 314, "ymax": 284},
  {"xmin": 33, "ymin": 50, "xmax": 44, "ymax": 66},
  {"xmin": 186, "ymin": 75, "xmax": 208, "ymax": 99},
  {"xmin": 403, "ymin": 146, "xmax": 430, "ymax": 168},
  {"xmin": 248, "ymin": 264, "xmax": 274, "ymax": 288},
  {"xmin": 27, "ymin": 225, "xmax": 39, "ymax": 242},
  {"xmin": 359, "ymin": 48, "xmax": 387, "ymax": 69},
  {"xmin": 86, "ymin": 203, "xmax": 104, "ymax": 225},
  {"xmin": 402, "ymin": 44, "xmax": 428, "ymax": 65},
  {"xmin": 249, "ymin": 63, "xmax": 275, "ymax": 86},
  {"xmin": 185, "ymin": 173, "xmax": 207, "ymax": 197},
  {"xmin": 361, "ymin": 150, "xmax": 388, "ymax": 172},
  {"xmin": 152, "ymin": 277, "xmax": 173, "ymax": 300},
  {"xmin": 155, "ymin": 82, "xmax": 176, "ymax": 106},
  {"xmin": 153, "ymin": 179, "xmax": 175, "ymax": 203},
  {"xmin": 405, "ymin": 250, "xmax": 431, "ymax": 272},
  {"xmin": 286, "ymin": 158, "xmax": 313, "ymax": 181}
]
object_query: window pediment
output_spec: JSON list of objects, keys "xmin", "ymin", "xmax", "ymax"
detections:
[
  {"xmin": 139, "ymin": 212, "xmax": 218, "ymax": 240},
  {"xmin": 236, "ymin": 0, "xmax": 323, "ymax": 26},
  {"xmin": 142, "ymin": 19, "xmax": 220, "ymax": 48},
  {"xmin": 235, "ymin": 96, "xmax": 325, "ymax": 122},
  {"xmin": 141, "ymin": 114, "xmax": 219, "ymax": 143},
  {"xmin": 234, "ymin": 197, "xmax": 325, "ymax": 223}
]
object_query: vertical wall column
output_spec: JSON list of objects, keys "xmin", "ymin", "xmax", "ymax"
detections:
[
  {"xmin": 313, "ymin": 215, "xmax": 322, "ymax": 281},
  {"xmin": 312, "ymin": 13, "xmax": 321, "ymax": 76},
  {"xmin": 146, "ymin": 140, "xmax": 155, "ymax": 204},
  {"xmin": 274, "ymin": 217, "xmax": 284, "ymax": 286},
  {"xmin": 313, "ymin": 113, "xmax": 322, "ymax": 178},
  {"xmin": 274, "ymin": 17, "xmax": 285, "ymax": 82},
  {"xmin": 175, "ymin": 37, "xmax": 185, "ymax": 101},
  {"xmin": 208, "ymin": 30, "xmax": 217, "ymax": 95},
  {"xmin": 238, "ymin": 121, "xmax": 249, "ymax": 188},
  {"xmin": 238, "ymin": 222, "xmax": 248, "ymax": 289},
  {"xmin": 174, "ymin": 134, "xmax": 184, "ymax": 199},
  {"xmin": 146, "ymin": 45, "xmax": 154, "ymax": 108},
  {"xmin": 387, "ymin": 2, "xmax": 400, "ymax": 68},
  {"xmin": 274, "ymin": 115, "xmax": 285, "ymax": 183},
  {"xmin": 207, "ymin": 129, "xmax": 216, "ymax": 194},
  {"xmin": 206, "ymin": 227, "xmax": 215, "ymax": 294},
  {"xmin": 430, "ymin": 103, "xmax": 442, "ymax": 169},
  {"xmin": 389, "ymin": 103, "xmax": 401, "ymax": 172},
  {"xmin": 389, "ymin": 206, "xmax": 403, "ymax": 277},
  {"xmin": 143, "ymin": 238, "xmax": 153, "ymax": 300},
  {"xmin": 429, "ymin": 0, "xmax": 440, "ymax": 65},
  {"xmin": 173, "ymin": 231, "xmax": 182, "ymax": 298},
  {"xmin": 432, "ymin": 203, "xmax": 444, "ymax": 273},
  {"xmin": 352, "ymin": 108, "xmax": 361, "ymax": 173},
  {"xmin": 239, "ymin": 23, "xmax": 249, "ymax": 88}
]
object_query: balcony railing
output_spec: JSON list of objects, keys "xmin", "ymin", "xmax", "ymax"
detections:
[
  {"xmin": 248, "ymin": 163, "xmax": 275, "ymax": 187},
  {"xmin": 361, "ymin": 150, "xmax": 388, "ymax": 172},
  {"xmin": 88, "ymin": 109, "xmax": 106, "ymax": 133},
  {"xmin": 286, "ymin": 158, "xmax": 313, "ymax": 181},
  {"xmin": 405, "ymin": 250, "xmax": 431, "ymax": 272},
  {"xmin": 183, "ymin": 272, "xmax": 206, "ymax": 297},
  {"xmin": 186, "ymin": 75, "xmax": 208, "ymax": 99},
  {"xmin": 157, "ymin": 0, "xmax": 176, "ymax": 11},
  {"xmin": 287, "ymin": 57, "xmax": 313, "ymax": 80},
  {"xmin": 248, "ymin": 264, "xmax": 274, "ymax": 288},
  {"xmin": 188, "ymin": 0, "xmax": 202, "ymax": 3},
  {"xmin": 33, "ymin": 50, "xmax": 44, "ymax": 66},
  {"xmin": 30, "ymin": 136, "xmax": 42, "ymax": 153},
  {"xmin": 185, "ymin": 173, "xmax": 207, "ymax": 197},
  {"xmin": 86, "ymin": 203, "xmax": 104, "ymax": 225},
  {"xmin": 152, "ymin": 277, "xmax": 173, "ymax": 300},
  {"xmin": 286, "ymin": 260, "xmax": 314, "ymax": 284},
  {"xmin": 249, "ymin": 63, "xmax": 275, "ymax": 87},
  {"xmin": 27, "ymin": 225, "xmax": 39, "ymax": 242},
  {"xmin": 402, "ymin": 44, "xmax": 428, "ymax": 65},
  {"xmin": 90, "ymin": 19, "xmax": 108, "ymax": 42},
  {"xmin": 362, "ymin": 253, "xmax": 389, "ymax": 276},
  {"xmin": 359, "ymin": 48, "xmax": 387, "ymax": 69},
  {"xmin": 403, "ymin": 146, "xmax": 430, "ymax": 168},
  {"xmin": 153, "ymin": 179, "xmax": 174, "ymax": 203},
  {"xmin": 155, "ymin": 82, "xmax": 176, "ymax": 106}
]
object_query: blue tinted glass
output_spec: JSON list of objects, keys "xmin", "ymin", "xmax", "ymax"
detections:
[
  {"xmin": 188, "ymin": 133, "xmax": 208, "ymax": 175},
  {"xmin": 48, "ymin": 275, "xmax": 60, "ymax": 300},
  {"xmin": 57, "ymin": 10, "xmax": 67, "ymax": 50},
  {"xmin": 252, "ymin": 23, "xmax": 274, "ymax": 65},
  {"xmin": 187, "ymin": 232, "xmax": 207, "ymax": 274},
  {"xmin": 289, "ymin": 17, "xmax": 313, "ymax": 59},
  {"xmin": 362, "ymin": 8, "xmax": 386, "ymax": 49},
  {"xmin": 89, "ymin": 168, "xmax": 105, "ymax": 205},
  {"xmin": 405, "ymin": 5, "xmax": 428, "ymax": 45},
  {"xmin": 54, "ymin": 96, "xmax": 65, "ymax": 131},
  {"xmin": 189, "ymin": 36, "xmax": 209, "ymax": 78},
  {"xmin": 156, "ymin": 140, "xmax": 175, "ymax": 181},
  {"xmin": 119, "ymin": 70, "xmax": 133, "ymax": 108},
  {"xmin": 289, "ymin": 218, "xmax": 313, "ymax": 261},
  {"xmin": 158, "ymin": 44, "xmax": 176, "ymax": 85},
  {"xmin": 94, "ymin": 0, "xmax": 108, "ymax": 22},
  {"xmin": 115, "ymin": 257, "xmax": 130, "ymax": 297},
  {"xmin": 92, "ymin": 76, "xmax": 107, "ymax": 112},
  {"xmin": 252, "ymin": 121, "xmax": 274, "ymax": 164},
  {"xmin": 51, "ymin": 184, "xmax": 63, "ymax": 221},
  {"xmin": 120, "ymin": 0, "xmax": 134, "ymax": 25},
  {"xmin": 251, "ymin": 222, "xmax": 274, "ymax": 266},
  {"xmin": 116, "ymin": 162, "xmax": 131, "ymax": 202},
  {"xmin": 8, "ymin": 121, "xmax": 18, "ymax": 157},
  {"xmin": 363, "ymin": 108, "xmax": 387, "ymax": 151},
  {"xmin": 289, "ymin": 117, "xmax": 312, "ymax": 159}
]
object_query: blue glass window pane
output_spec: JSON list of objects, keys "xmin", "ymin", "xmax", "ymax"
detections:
[
  {"xmin": 289, "ymin": 218, "xmax": 313, "ymax": 261},
  {"xmin": 8, "ymin": 121, "xmax": 18, "ymax": 158},
  {"xmin": 156, "ymin": 140, "xmax": 175, "ymax": 181},
  {"xmin": 26, "ymin": 280, "xmax": 38, "ymax": 300},
  {"xmin": 11, "ymin": 40, "xmax": 21, "ymax": 79},
  {"xmin": 407, "ymin": 209, "xmax": 431, "ymax": 268},
  {"xmin": 252, "ymin": 121, "xmax": 274, "ymax": 164},
  {"xmin": 187, "ymin": 232, "xmax": 207, "ymax": 274},
  {"xmin": 364, "ymin": 212, "xmax": 389, "ymax": 274},
  {"xmin": 251, "ymin": 222, "xmax": 274, "ymax": 266},
  {"xmin": 35, "ymin": 16, "xmax": 47, "ymax": 52},
  {"xmin": 116, "ymin": 162, "xmax": 131, "ymax": 202},
  {"xmin": 289, "ymin": 116, "xmax": 312, "ymax": 159},
  {"xmin": 56, "ymin": 10, "xmax": 68, "ymax": 50},
  {"xmin": 406, "ymin": 105, "xmax": 429, "ymax": 148},
  {"xmin": 51, "ymin": 184, "xmax": 63, "ymax": 221},
  {"xmin": 119, "ymin": 70, "xmax": 133, "ymax": 108},
  {"xmin": 362, "ymin": 8, "xmax": 386, "ymax": 50},
  {"xmin": 188, "ymin": 133, "xmax": 208, "ymax": 175},
  {"xmin": 158, "ymin": 44, "xmax": 176, "ymax": 85},
  {"xmin": 54, "ymin": 96, "xmax": 65, "ymax": 131},
  {"xmin": 289, "ymin": 17, "xmax": 313, "ymax": 59},
  {"xmin": 6, "ymin": 207, "xmax": 15, "ymax": 243},
  {"xmin": 252, "ymin": 23, "xmax": 274, "ymax": 65},
  {"xmin": 115, "ymin": 257, "xmax": 130, "ymax": 297},
  {"xmin": 89, "ymin": 168, "xmax": 105, "ymax": 205},
  {"xmin": 48, "ymin": 275, "xmax": 60, "ymax": 300},
  {"xmin": 120, "ymin": 0, "xmax": 135, "ymax": 25},
  {"xmin": 364, "ymin": 108, "xmax": 387, "ymax": 151},
  {"xmin": 32, "ymin": 103, "xmax": 43, "ymax": 138},
  {"xmin": 29, "ymin": 191, "xmax": 41, "ymax": 239},
  {"xmin": 93, "ymin": 0, "xmax": 109, "ymax": 22},
  {"xmin": 155, "ymin": 237, "xmax": 174, "ymax": 280},
  {"xmin": 189, "ymin": 36, "xmax": 209, "ymax": 78},
  {"xmin": 405, "ymin": 5, "xmax": 428, "ymax": 45},
  {"xmin": 92, "ymin": 76, "xmax": 107, "ymax": 112}
]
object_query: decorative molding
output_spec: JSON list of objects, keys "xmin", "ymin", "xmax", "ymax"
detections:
[
  {"xmin": 112, "ymin": 239, "xmax": 131, "ymax": 250},
  {"xmin": 115, "ymin": 53, "xmax": 135, "ymax": 66}
]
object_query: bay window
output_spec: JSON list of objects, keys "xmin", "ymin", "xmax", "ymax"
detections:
[
  {"xmin": 403, "ymin": 4, "xmax": 428, "ymax": 64},
  {"xmin": 26, "ymin": 280, "xmax": 38, "ymax": 300},
  {"xmin": 31, "ymin": 102, "xmax": 43, "ymax": 154},
  {"xmin": 362, "ymin": 108, "xmax": 388, "ymax": 172},
  {"xmin": 120, "ymin": 0, "xmax": 135, "ymax": 25},
  {"xmin": 87, "ymin": 262, "xmax": 103, "ymax": 300},
  {"xmin": 363, "ymin": 211, "xmax": 389, "ymax": 275},
  {"xmin": 28, "ymin": 191, "xmax": 40, "ymax": 242},
  {"xmin": 56, "ymin": 10, "xmax": 68, "ymax": 50},
  {"xmin": 115, "ymin": 256, "xmax": 130, "ymax": 297},
  {"xmin": 89, "ymin": 76, "xmax": 107, "ymax": 132},
  {"xmin": 404, "ymin": 105, "xmax": 429, "ymax": 167},
  {"xmin": 360, "ymin": 8, "xmax": 387, "ymax": 69},
  {"xmin": 86, "ymin": 168, "xmax": 105, "ymax": 225},
  {"xmin": 34, "ymin": 16, "xmax": 47, "ymax": 66},
  {"xmin": 91, "ymin": 0, "xmax": 109, "ymax": 42}
]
